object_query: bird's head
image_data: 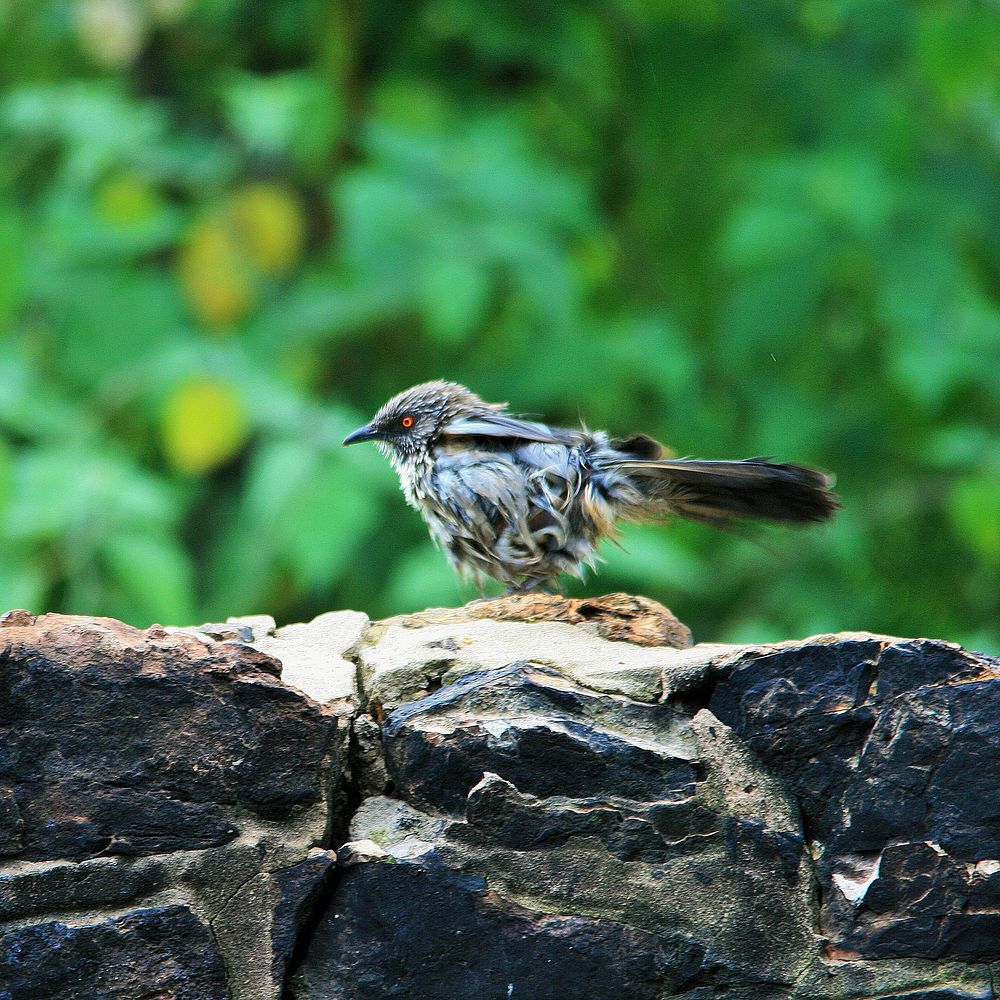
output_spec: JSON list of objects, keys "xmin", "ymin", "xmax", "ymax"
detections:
[{"xmin": 342, "ymin": 381, "xmax": 492, "ymax": 460}]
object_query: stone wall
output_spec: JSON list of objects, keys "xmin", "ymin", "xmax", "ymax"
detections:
[{"xmin": 0, "ymin": 597, "xmax": 997, "ymax": 999}]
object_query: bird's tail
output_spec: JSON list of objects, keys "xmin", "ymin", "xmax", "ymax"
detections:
[{"xmin": 607, "ymin": 457, "xmax": 839, "ymax": 526}]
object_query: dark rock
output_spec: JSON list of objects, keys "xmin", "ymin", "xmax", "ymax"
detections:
[
  {"xmin": 0, "ymin": 789, "xmax": 22, "ymax": 856},
  {"xmin": 340, "ymin": 665, "xmax": 817, "ymax": 990},
  {"xmin": 0, "ymin": 855, "xmax": 169, "ymax": 923},
  {"xmin": 707, "ymin": 634, "xmax": 1000, "ymax": 962},
  {"xmin": 348, "ymin": 713, "xmax": 388, "ymax": 798},
  {"xmin": 382, "ymin": 662, "xmax": 699, "ymax": 814},
  {"xmin": 465, "ymin": 772, "xmax": 720, "ymax": 862},
  {"xmin": 0, "ymin": 905, "xmax": 230, "ymax": 1000},
  {"xmin": 271, "ymin": 851, "xmax": 339, "ymax": 985},
  {"xmin": 3, "ymin": 606, "xmax": 998, "ymax": 999},
  {"xmin": 0, "ymin": 613, "xmax": 341, "ymax": 862},
  {"xmin": 290, "ymin": 854, "xmax": 705, "ymax": 1000}
]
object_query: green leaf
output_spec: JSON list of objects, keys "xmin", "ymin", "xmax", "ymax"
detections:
[
  {"xmin": 720, "ymin": 203, "xmax": 822, "ymax": 269},
  {"xmin": 418, "ymin": 256, "xmax": 491, "ymax": 343},
  {"xmin": 273, "ymin": 456, "xmax": 378, "ymax": 589},
  {"xmin": 222, "ymin": 72, "xmax": 342, "ymax": 167},
  {"xmin": 51, "ymin": 269, "xmax": 187, "ymax": 388},
  {"xmin": 380, "ymin": 542, "xmax": 470, "ymax": 614},
  {"xmin": 949, "ymin": 475, "xmax": 1000, "ymax": 565},
  {"xmin": 100, "ymin": 533, "xmax": 196, "ymax": 625},
  {"xmin": 0, "ymin": 204, "xmax": 25, "ymax": 326},
  {"xmin": 0, "ymin": 557, "xmax": 47, "ymax": 615},
  {"xmin": 597, "ymin": 524, "xmax": 709, "ymax": 592}
]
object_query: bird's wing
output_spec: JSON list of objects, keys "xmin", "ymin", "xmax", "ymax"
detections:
[{"xmin": 440, "ymin": 412, "xmax": 576, "ymax": 445}]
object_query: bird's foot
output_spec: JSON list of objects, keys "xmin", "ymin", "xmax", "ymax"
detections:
[{"xmin": 502, "ymin": 582, "xmax": 556, "ymax": 597}]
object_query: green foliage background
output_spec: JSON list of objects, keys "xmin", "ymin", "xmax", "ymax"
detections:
[{"xmin": 1, "ymin": 0, "xmax": 998, "ymax": 651}]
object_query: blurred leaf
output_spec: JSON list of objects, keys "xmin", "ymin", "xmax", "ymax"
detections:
[
  {"xmin": 0, "ymin": 557, "xmax": 47, "ymax": 614},
  {"xmin": 333, "ymin": 116, "xmax": 593, "ymax": 337},
  {"xmin": 0, "ymin": 205, "xmax": 25, "ymax": 326},
  {"xmin": 380, "ymin": 542, "xmax": 469, "ymax": 614},
  {"xmin": 161, "ymin": 378, "xmax": 249, "ymax": 474},
  {"xmin": 52, "ymin": 270, "xmax": 186, "ymax": 386},
  {"xmin": 243, "ymin": 437, "xmax": 318, "ymax": 526},
  {"xmin": 721, "ymin": 204, "xmax": 822, "ymax": 269},
  {"xmin": 222, "ymin": 72, "xmax": 342, "ymax": 166},
  {"xmin": 232, "ymin": 183, "xmax": 305, "ymax": 276},
  {"xmin": 273, "ymin": 456, "xmax": 377, "ymax": 589},
  {"xmin": 926, "ymin": 426, "xmax": 1000, "ymax": 470},
  {"xmin": 178, "ymin": 214, "xmax": 255, "ymax": 329},
  {"xmin": 916, "ymin": 3, "xmax": 1000, "ymax": 111},
  {"xmin": 2, "ymin": 81, "xmax": 168, "ymax": 186},
  {"xmin": 100, "ymin": 532, "xmax": 195, "ymax": 624},
  {"xmin": 598, "ymin": 524, "xmax": 710, "ymax": 592},
  {"xmin": 6, "ymin": 447, "xmax": 92, "ymax": 543},
  {"xmin": 418, "ymin": 255, "xmax": 491, "ymax": 343},
  {"xmin": 94, "ymin": 172, "xmax": 158, "ymax": 219},
  {"xmin": 74, "ymin": 0, "xmax": 147, "ymax": 69},
  {"xmin": 0, "ymin": 435, "xmax": 11, "ymax": 520},
  {"xmin": 6, "ymin": 445, "xmax": 175, "ymax": 546},
  {"xmin": 0, "ymin": 0, "xmax": 997, "ymax": 656},
  {"xmin": 950, "ymin": 475, "xmax": 1000, "ymax": 565}
]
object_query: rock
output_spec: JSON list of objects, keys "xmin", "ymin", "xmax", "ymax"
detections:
[
  {"xmin": 270, "ymin": 851, "xmax": 339, "ymax": 986},
  {"xmin": 791, "ymin": 956, "xmax": 994, "ymax": 1000},
  {"xmin": 381, "ymin": 662, "xmax": 700, "ymax": 812},
  {"xmin": 348, "ymin": 713, "xmax": 389, "ymax": 798},
  {"xmin": 228, "ymin": 614, "xmax": 278, "ymax": 638},
  {"xmin": 357, "ymin": 604, "xmax": 694, "ymax": 711},
  {"xmin": 0, "ymin": 788, "xmax": 23, "ymax": 856},
  {"xmin": 0, "ymin": 853, "xmax": 169, "ymax": 924},
  {"xmin": 336, "ymin": 839, "xmax": 387, "ymax": 866},
  {"xmin": 0, "ymin": 905, "xmax": 230, "ymax": 1000},
  {"xmin": 291, "ymin": 857, "xmax": 707, "ymax": 1000},
  {"xmin": 3, "ymin": 606, "xmax": 998, "ymax": 999},
  {"xmin": 387, "ymin": 592, "xmax": 693, "ymax": 647},
  {"xmin": 347, "ymin": 793, "xmax": 447, "ymax": 848},
  {"xmin": 706, "ymin": 633, "xmax": 1000, "ymax": 963},
  {"xmin": 0, "ymin": 613, "xmax": 339, "ymax": 862},
  {"xmin": 0, "ymin": 612, "xmax": 346, "ymax": 1000},
  {"xmin": 250, "ymin": 610, "xmax": 367, "ymax": 709},
  {"xmin": 338, "ymin": 661, "xmax": 816, "ymax": 990}
]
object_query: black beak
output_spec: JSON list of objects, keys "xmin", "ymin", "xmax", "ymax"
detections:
[{"xmin": 342, "ymin": 422, "xmax": 382, "ymax": 446}]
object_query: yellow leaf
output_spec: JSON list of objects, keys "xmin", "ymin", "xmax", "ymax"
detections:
[
  {"xmin": 96, "ymin": 171, "xmax": 159, "ymax": 224},
  {"xmin": 178, "ymin": 216, "xmax": 255, "ymax": 329},
  {"xmin": 232, "ymin": 183, "xmax": 305, "ymax": 275},
  {"xmin": 75, "ymin": 0, "xmax": 146, "ymax": 69},
  {"xmin": 161, "ymin": 379, "xmax": 249, "ymax": 474}
]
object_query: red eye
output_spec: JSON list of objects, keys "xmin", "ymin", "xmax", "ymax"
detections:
[{"xmin": 401, "ymin": 415, "xmax": 414, "ymax": 429}]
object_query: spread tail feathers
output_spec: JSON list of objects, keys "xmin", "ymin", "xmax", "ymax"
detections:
[{"xmin": 609, "ymin": 457, "xmax": 839, "ymax": 526}]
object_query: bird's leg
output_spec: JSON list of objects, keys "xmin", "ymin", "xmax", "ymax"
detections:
[{"xmin": 503, "ymin": 578, "xmax": 556, "ymax": 597}]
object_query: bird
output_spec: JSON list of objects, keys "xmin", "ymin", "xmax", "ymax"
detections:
[{"xmin": 343, "ymin": 381, "xmax": 838, "ymax": 594}]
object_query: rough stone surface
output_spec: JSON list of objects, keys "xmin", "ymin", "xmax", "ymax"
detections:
[
  {"xmin": 0, "ymin": 905, "xmax": 230, "ymax": 1000},
  {"xmin": 358, "ymin": 611, "xmax": 689, "ymax": 711},
  {"xmin": 387, "ymin": 591, "xmax": 693, "ymax": 647},
  {"xmin": 250, "ymin": 610, "xmax": 367, "ymax": 708},
  {"xmin": 292, "ymin": 856, "xmax": 707, "ymax": 1000},
  {"xmin": 2, "ymin": 601, "xmax": 999, "ymax": 999},
  {"xmin": 331, "ymin": 664, "xmax": 816, "ymax": 995},
  {"xmin": 0, "ymin": 613, "xmax": 337, "ymax": 862},
  {"xmin": 707, "ymin": 635, "xmax": 1000, "ymax": 962},
  {"xmin": 0, "ymin": 611, "xmax": 345, "ymax": 1000},
  {"xmin": 381, "ymin": 663, "xmax": 701, "ymax": 813}
]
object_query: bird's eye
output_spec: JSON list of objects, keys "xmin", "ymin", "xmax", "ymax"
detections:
[{"xmin": 400, "ymin": 415, "xmax": 415, "ymax": 429}]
